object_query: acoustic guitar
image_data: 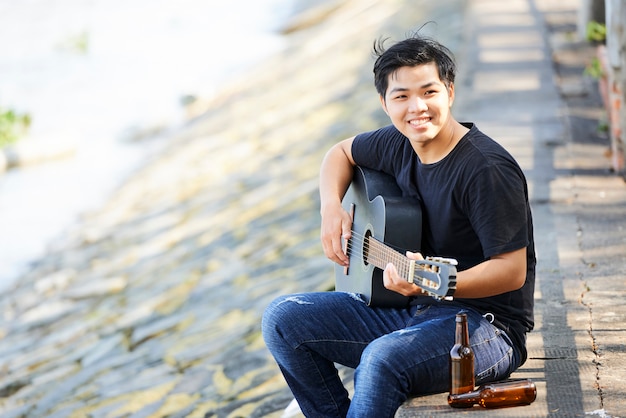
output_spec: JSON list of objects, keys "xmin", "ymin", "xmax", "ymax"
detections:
[{"xmin": 334, "ymin": 166, "xmax": 457, "ymax": 307}]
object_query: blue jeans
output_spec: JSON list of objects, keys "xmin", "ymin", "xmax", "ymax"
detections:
[{"xmin": 262, "ymin": 291, "xmax": 521, "ymax": 418}]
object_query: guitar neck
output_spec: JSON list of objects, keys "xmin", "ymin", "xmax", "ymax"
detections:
[
  {"xmin": 365, "ymin": 236, "xmax": 457, "ymax": 296},
  {"xmin": 366, "ymin": 237, "xmax": 415, "ymax": 282}
]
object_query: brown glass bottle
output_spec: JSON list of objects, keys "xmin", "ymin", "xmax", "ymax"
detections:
[
  {"xmin": 448, "ymin": 313, "xmax": 475, "ymax": 408},
  {"xmin": 448, "ymin": 379, "xmax": 537, "ymax": 409}
]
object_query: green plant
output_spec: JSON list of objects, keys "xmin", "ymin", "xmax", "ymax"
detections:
[
  {"xmin": 0, "ymin": 107, "xmax": 31, "ymax": 148},
  {"xmin": 583, "ymin": 21, "xmax": 607, "ymax": 80},
  {"xmin": 586, "ymin": 21, "xmax": 606, "ymax": 42},
  {"xmin": 584, "ymin": 57, "xmax": 604, "ymax": 79}
]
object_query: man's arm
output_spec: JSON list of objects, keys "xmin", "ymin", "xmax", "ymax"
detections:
[
  {"xmin": 319, "ymin": 137, "xmax": 356, "ymax": 266},
  {"xmin": 384, "ymin": 247, "xmax": 527, "ymax": 298},
  {"xmin": 454, "ymin": 247, "xmax": 527, "ymax": 297}
]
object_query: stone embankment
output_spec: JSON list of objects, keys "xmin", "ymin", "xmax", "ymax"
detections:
[{"xmin": 0, "ymin": 0, "xmax": 465, "ymax": 417}]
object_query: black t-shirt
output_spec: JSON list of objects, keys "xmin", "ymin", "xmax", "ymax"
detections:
[{"xmin": 352, "ymin": 123, "xmax": 536, "ymax": 362}]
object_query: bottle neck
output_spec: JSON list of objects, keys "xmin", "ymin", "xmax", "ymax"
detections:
[
  {"xmin": 448, "ymin": 388, "xmax": 480, "ymax": 404},
  {"xmin": 455, "ymin": 315, "xmax": 469, "ymax": 345}
]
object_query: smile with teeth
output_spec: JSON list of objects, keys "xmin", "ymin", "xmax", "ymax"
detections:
[{"xmin": 409, "ymin": 117, "xmax": 431, "ymax": 127}]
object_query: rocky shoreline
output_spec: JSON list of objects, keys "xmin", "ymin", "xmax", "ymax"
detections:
[{"xmin": 0, "ymin": 0, "xmax": 467, "ymax": 416}]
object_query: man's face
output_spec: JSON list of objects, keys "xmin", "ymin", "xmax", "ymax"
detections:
[{"xmin": 380, "ymin": 63, "xmax": 455, "ymax": 146}]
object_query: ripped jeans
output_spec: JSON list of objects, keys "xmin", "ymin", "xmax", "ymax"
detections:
[{"xmin": 261, "ymin": 291, "xmax": 521, "ymax": 418}]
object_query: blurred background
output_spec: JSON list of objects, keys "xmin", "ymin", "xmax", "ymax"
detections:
[
  {"xmin": 0, "ymin": 0, "xmax": 293, "ymax": 289},
  {"xmin": 3, "ymin": 1, "xmax": 623, "ymax": 416}
]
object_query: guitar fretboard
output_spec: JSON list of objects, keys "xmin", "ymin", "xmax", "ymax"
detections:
[
  {"xmin": 355, "ymin": 234, "xmax": 448, "ymax": 293},
  {"xmin": 365, "ymin": 236, "xmax": 415, "ymax": 281}
]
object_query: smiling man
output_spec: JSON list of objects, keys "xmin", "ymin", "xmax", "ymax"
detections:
[{"xmin": 262, "ymin": 34, "xmax": 536, "ymax": 417}]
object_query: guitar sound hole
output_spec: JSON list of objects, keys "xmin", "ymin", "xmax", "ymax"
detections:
[{"xmin": 363, "ymin": 230, "xmax": 372, "ymax": 266}]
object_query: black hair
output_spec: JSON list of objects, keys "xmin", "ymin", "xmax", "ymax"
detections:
[{"xmin": 372, "ymin": 33, "xmax": 456, "ymax": 98}]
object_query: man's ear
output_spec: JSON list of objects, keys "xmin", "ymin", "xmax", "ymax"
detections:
[
  {"xmin": 448, "ymin": 82, "xmax": 455, "ymax": 107},
  {"xmin": 379, "ymin": 94, "xmax": 389, "ymax": 115}
]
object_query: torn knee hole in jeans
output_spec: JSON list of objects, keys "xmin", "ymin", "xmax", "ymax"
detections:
[
  {"xmin": 280, "ymin": 296, "xmax": 314, "ymax": 305},
  {"xmin": 347, "ymin": 292, "xmax": 366, "ymax": 303}
]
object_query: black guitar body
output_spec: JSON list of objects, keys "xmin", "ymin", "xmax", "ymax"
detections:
[{"xmin": 335, "ymin": 166, "xmax": 422, "ymax": 307}]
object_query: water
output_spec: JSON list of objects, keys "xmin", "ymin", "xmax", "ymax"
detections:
[{"xmin": 0, "ymin": 0, "xmax": 293, "ymax": 291}]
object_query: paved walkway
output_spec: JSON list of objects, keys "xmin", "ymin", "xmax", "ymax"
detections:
[{"xmin": 0, "ymin": 0, "xmax": 624, "ymax": 417}]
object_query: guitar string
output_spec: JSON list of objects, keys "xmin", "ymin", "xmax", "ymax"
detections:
[
  {"xmin": 344, "ymin": 231, "xmax": 441, "ymax": 288},
  {"xmin": 345, "ymin": 232, "xmax": 405, "ymax": 266},
  {"xmin": 345, "ymin": 230, "xmax": 420, "ymax": 269},
  {"xmin": 348, "ymin": 238, "xmax": 408, "ymax": 278},
  {"xmin": 346, "ymin": 238, "xmax": 437, "ymax": 292}
]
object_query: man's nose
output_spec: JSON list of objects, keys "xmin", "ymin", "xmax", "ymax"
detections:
[{"xmin": 409, "ymin": 96, "xmax": 427, "ymax": 112}]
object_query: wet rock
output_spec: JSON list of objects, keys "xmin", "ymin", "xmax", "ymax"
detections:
[{"xmin": 63, "ymin": 276, "xmax": 127, "ymax": 300}]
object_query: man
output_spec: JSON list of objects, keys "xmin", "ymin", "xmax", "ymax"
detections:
[{"xmin": 262, "ymin": 34, "xmax": 535, "ymax": 417}]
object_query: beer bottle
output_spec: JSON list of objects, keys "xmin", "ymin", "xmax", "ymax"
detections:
[
  {"xmin": 448, "ymin": 313, "xmax": 475, "ymax": 408},
  {"xmin": 447, "ymin": 379, "xmax": 537, "ymax": 408}
]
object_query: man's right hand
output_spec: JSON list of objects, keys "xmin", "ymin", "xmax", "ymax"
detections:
[
  {"xmin": 318, "ymin": 137, "xmax": 357, "ymax": 267},
  {"xmin": 320, "ymin": 202, "xmax": 352, "ymax": 267}
]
